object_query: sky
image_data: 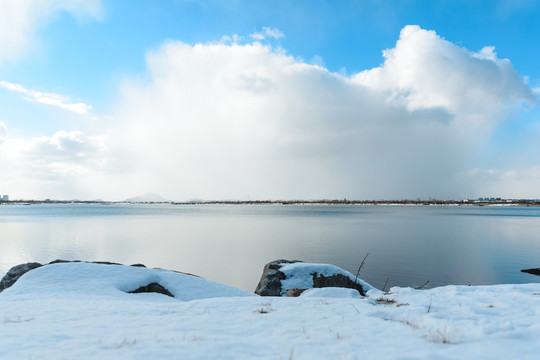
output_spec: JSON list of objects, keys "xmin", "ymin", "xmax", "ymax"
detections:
[{"xmin": 0, "ymin": 0, "xmax": 539, "ymax": 201}]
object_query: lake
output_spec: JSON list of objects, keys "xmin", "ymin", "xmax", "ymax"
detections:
[{"xmin": 1, "ymin": 203, "xmax": 540, "ymax": 292}]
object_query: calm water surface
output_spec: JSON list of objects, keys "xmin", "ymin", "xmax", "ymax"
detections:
[{"xmin": 1, "ymin": 204, "xmax": 540, "ymax": 292}]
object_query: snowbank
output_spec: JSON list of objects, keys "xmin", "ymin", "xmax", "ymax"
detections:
[
  {"xmin": 299, "ymin": 287, "xmax": 362, "ymax": 298},
  {"xmin": 1, "ymin": 262, "xmax": 253, "ymax": 301},
  {"xmin": 1, "ymin": 262, "xmax": 539, "ymax": 359}
]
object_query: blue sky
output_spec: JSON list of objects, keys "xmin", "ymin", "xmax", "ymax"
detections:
[{"xmin": 0, "ymin": 0, "xmax": 539, "ymax": 200}]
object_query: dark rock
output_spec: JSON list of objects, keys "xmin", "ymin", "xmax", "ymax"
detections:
[
  {"xmin": 521, "ymin": 268, "xmax": 540, "ymax": 276},
  {"xmin": 254, "ymin": 259, "xmax": 302, "ymax": 296},
  {"xmin": 128, "ymin": 282, "xmax": 174, "ymax": 297},
  {"xmin": 92, "ymin": 261, "xmax": 122, "ymax": 265},
  {"xmin": 48, "ymin": 259, "xmax": 81, "ymax": 264},
  {"xmin": 48, "ymin": 260, "xmax": 123, "ymax": 266},
  {"xmin": 255, "ymin": 259, "xmax": 366, "ymax": 296},
  {"xmin": 312, "ymin": 273, "xmax": 365, "ymax": 295},
  {"xmin": 130, "ymin": 263, "xmax": 147, "ymax": 268},
  {"xmin": 0, "ymin": 262, "xmax": 43, "ymax": 292}
]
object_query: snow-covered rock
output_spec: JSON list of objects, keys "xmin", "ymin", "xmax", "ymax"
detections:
[
  {"xmin": 0, "ymin": 260, "xmax": 145, "ymax": 293},
  {"xmin": 254, "ymin": 259, "xmax": 300, "ymax": 296},
  {"xmin": 1, "ymin": 262, "xmax": 255, "ymax": 301},
  {"xmin": 0, "ymin": 262, "xmax": 42, "ymax": 292},
  {"xmin": 255, "ymin": 259, "xmax": 374, "ymax": 296}
]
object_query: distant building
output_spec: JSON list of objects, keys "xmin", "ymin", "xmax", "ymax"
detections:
[{"xmin": 1, "ymin": 195, "xmax": 8, "ymax": 201}]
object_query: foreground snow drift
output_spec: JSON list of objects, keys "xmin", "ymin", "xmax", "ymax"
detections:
[{"xmin": 1, "ymin": 263, "xmax": 540, "ymax": 359}]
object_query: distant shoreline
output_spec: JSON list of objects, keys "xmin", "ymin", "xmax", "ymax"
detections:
[{"xmin": 1, "ymin": 199, "xmax": 540, "ymax": 207}]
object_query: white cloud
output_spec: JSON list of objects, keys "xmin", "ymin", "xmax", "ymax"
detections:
[
  {"xmin": 0, "ymin": 81, "xmax": 92, "ymax": 115},
  {"xmin": 264, "ymin": 27, "xmax": 285, "ymax": 39},
  {"xmin": 108, "ymin": 27, "xmax": 535, "ymax": 201},
  {"xmin": 353, "ymin": 25, "xmax": 536, "ymax": 125},
  {"xmin": 250, "ymin": 27, "xmax": 285, "ymax": 41},
  {"xmin": 310, "ymin": 55, "xmax": 325, "ymax": 68},
  {"xmin": 466, "ymin": 167, "xmax": 540, "ymax": 199},
  {"xmin": 0, "ymin": 122, "xmax": 6, "ymax": 144},
  {"xmin": 220, "ymin": 34, "xmax": 243, "ymax": 44},
  {"xmin": 0, "ymin": 130, "xmax": 107, "ymax": 199},
  {"xmin": 0, "ymin": 0, "xmax": 103, "ymax": 64},
  {"xmin": 27, "ymin": 130, "xmax": 106, "ymax": 159},
  {"xmin": 250, "ymin": 32, "xmax": 265, "ymax": 41}
]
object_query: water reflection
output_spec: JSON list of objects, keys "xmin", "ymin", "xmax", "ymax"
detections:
[{"xmin": 1, "ymin": 204, "xmax": 540, "ymax": 291}]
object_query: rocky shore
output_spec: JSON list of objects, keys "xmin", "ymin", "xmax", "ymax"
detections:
[{"xmin": 1, "ymin": 259, "xmax": 374, "ymax": 297}]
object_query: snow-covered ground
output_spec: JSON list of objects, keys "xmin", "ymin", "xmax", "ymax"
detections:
[{"xmin": 1, "ymin": 262, "xmax": 539, "ymax": 359}]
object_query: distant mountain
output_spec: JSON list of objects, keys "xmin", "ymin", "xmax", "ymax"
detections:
[{"xmin": 124, "ymin": 192, "xmax": 169, "ymax": 203}]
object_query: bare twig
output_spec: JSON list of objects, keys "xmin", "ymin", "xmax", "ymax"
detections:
[
  {"xmin": 415, "ymin": 280, "xmax": 430, "ymax": 290},
  {"xmin": 382, "ymin": 277, "xmax": 390, "ymax": 293},
  {"xmin": 427, "ymin": 295, "xmax": 432, "ymax": 313},
  {"xmin": 354, "ymin": 253, "xmax": 369, "ymax": 285}
]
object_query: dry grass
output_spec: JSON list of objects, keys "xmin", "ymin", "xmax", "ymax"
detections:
[
  {"xmin": 255, "ymin": 307, "xmax": 272, "ymax": 314},
  {"xmin": 376, "ymin": 296, "xmax": 409, "ymax": 307},
  {"xmin": 433, "ymin": 327, "xmax": 460, "ymax": 344},
  {"xmin": 286, "ymin": 289, "xmax": 307, "ymax": 297},
  {"xmin": 3, "ymin": 316, "xmax": 34, "ymax": 323},
  {"xmin": 376, "ymin": 297, "xmax": 397, "ymax": 305},
  {"xmin": 114, "ymin": 338, "xmax": 137, "ymax": 349},
  {"xmin": 254, "ymin": 301, "xmax": 274, "ymax": 314}
]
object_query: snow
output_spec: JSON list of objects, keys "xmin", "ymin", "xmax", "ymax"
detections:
[
  {"xmin": 279, "ymin": 262, "xmax": 375, "ymax": 294},
  {"xmin": 1, "ymin": 262, "xmax": 540, "ymax": 359},
  {"xmin": 300, "ymin": 287, "xmax": 362, "ymax": 298}
]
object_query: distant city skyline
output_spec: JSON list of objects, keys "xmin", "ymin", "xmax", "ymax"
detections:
[{"xmin": 0, "ymin": 1, "xmax": 539, "ymax": 201}]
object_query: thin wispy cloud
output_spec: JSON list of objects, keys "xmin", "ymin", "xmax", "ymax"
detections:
[
  {"xmin": 0, "ymin": 81, "xmax": 92, "ymax": 115},
  {"xmin": 0, "ymin": 0, "xmax": 103, "ymax": 64},
  {"xmin": 250, "ymin": 27, "xmax": 285, "ymax": 41},
  {"xmin": 496, "ymin": 0, "xmax": 537, "ymax": 17}
]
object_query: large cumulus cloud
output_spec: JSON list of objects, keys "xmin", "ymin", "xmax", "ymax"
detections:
[
  {"xmin": 354, "ymin": 25, "xmax": 535, "ymax": 122},
  {"xmin": 110, "ymin": 26, "xmax": 535, "ymax": 200},
  {"xmin": 2, "ymin": 25, "xmax": 536, "ymax": 200}
]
